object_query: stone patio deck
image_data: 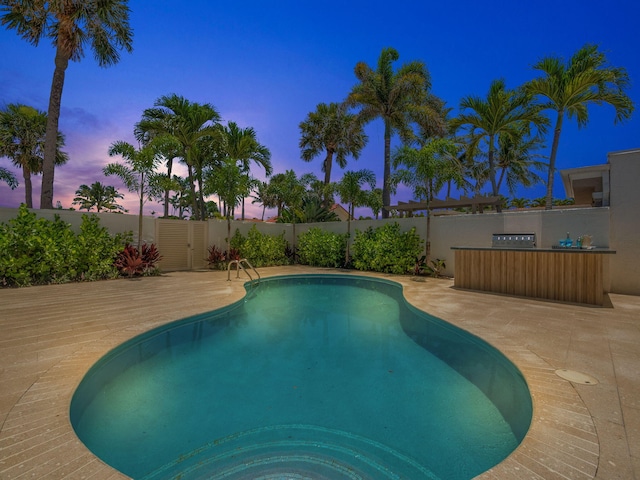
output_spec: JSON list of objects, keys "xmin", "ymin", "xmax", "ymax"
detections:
[{"xmin": 1, "ymin": 266, "xmax": 638, "ymax": 479}]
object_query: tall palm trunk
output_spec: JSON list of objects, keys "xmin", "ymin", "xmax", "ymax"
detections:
[
  {"xmin": 21, "ymin": 164, "xmax": 33, "ymax": 208},
  {"xmin": 497, "ymin": 168, "xmax": 506, "ymax": 193},
  {"xmin": 426, "ymin": 199, "xmax": 431, "ymax": 262},
  {"xmin": 197, "ymin": 173, "xmax": 206, "ymax": 220},
  {"xmin": 382, "ymin": 121, "xmax": 391, "ymax": 218},
  {"xmin": 41, "ymin": 46, "xmax": 70, "ymax": 209},
  {"xmin": 186, "ymin": 163, "xmax": 198, "ymax": 219},
  {"xmin": 345, "ymin": 203, "xmax": 353, "ymax": 265},
  {"xmin": 323, "ymin": 150, "xmax": 334, "ymax": 185},
  {"xmin": 546, "ymin": 111, "xmax": 564, "ymax": 210},
  {"xmin": 487, "ymin": 134, "xmax": 501, "ymax": 212},
  {"xmin": 137, "ymin": 172, "xmax": 144, "ymax": 251},
  {"xmin": 164, "ymin": 158, "xmax": 173, "ymax": 217}
]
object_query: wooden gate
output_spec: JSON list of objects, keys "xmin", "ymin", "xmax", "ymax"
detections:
[{"xmin": 155, "ymin": 219, "xmax": 208, "ymax": 271}]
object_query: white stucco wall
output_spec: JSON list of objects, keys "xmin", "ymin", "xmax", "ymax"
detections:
[
  {"xmin": 1, "ymin": 172, "xmax": 636, "ymax": 294},
  {"xmin": 608, "ymin": 149, "xmax": 640, "ymax": 295},
  {"xmin": 0, "ymin": 207, "xmax": 156, "ymax": 246}
]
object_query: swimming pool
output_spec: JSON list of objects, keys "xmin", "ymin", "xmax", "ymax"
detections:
[{"xmin": 70, "ymin": 274, "xmax": 532, "ymax": 479}]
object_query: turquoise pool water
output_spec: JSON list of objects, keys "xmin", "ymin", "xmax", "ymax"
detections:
[{"xmin": 70, "ymin": 274, "xmax": 532, "ymax": 479}]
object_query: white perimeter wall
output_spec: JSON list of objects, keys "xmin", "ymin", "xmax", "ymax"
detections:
[
  {"xmin": 608, "ymin": 149, "xmax": 640, "ymax": 295},
  {"xmin": 2, "ymin": 176, "xmax": 637, "ymax": 295},
  {"xmin": 0, "ymin": 207, "xmax": 156, "ymax": 247}
]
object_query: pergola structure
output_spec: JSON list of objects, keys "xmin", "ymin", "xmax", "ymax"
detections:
[{"xmin": 387, "ymin": 195, "xmax": 502, "ymax": 214}]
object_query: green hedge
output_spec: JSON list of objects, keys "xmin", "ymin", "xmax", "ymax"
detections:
[
  {"xmin": 351, "ymin": 222, "xmax": 423, "ymax": 274},
  {"xmin": 0, "ymin": 205, "xmax": 129, "ymax": 287},
  {"xmin": 230, "ymin": 225, "xmax": 289, "ymax": 267},
  {"xmin": 297, "ymin": 227, "xmax": 346, "ymax": 268}
]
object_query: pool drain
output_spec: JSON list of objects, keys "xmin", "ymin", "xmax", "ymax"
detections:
[{"xmin": 555, "ymin": 369, "xmax": 599, "ymax": 385}]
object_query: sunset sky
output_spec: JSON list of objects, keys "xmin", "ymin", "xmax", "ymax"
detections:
[{"xmin": 1, "ymin": 0, "xmax": 638, "ymax": 218}]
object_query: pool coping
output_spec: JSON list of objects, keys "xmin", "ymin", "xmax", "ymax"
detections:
[{"xmin": 1, "ymin": 267, "xmax": 638, "ymax": 479}]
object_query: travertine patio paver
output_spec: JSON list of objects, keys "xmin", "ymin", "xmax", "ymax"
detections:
[{"xmin": 1, "ymin": 267, "xmax": 638, "ymax": 479}]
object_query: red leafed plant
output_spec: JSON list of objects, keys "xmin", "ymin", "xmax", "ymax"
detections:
[
  {"xmin": 207, "ymin": 245, "xmax": 241, "ymax": 270},
  {"xmin": 141, "ymin": 243, "xmax": 162, "ymax": 268},
  {"xmin": 114, "ymin": 243, "xmax": 162, "ymax": 277},
  {"xmin": 207, "ymin": 245, "xmax": 225, "ymax": 269},
  {"xmin": 227, "ymin": 248, "xmax": 241, "ymax": 262}
]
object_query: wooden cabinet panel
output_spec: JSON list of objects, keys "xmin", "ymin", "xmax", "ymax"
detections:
[{"xmin": 454, "ymin": 248, "xmax": 609, "ymax": 305}]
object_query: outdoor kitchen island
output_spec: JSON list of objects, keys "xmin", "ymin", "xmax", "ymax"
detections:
[{"xmin": 451, "ymin": 246, "xmax": 616, "ymax": 306}]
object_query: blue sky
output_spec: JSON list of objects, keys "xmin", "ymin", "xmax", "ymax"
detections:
[{"xmin": 1, "ymin": 0, "xmax": 638, "ymax": 218}]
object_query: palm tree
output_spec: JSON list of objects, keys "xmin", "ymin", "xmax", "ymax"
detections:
[
  {"xmin": 104, "ymin": 141, "xmax": 162, "ymax": 250},
  {"xmin": 279, "ymin": 196, "xmax": 339, "ymax": 223},
  {"xmin": 509, "ymin": 197, "xmax": 531, "ymax": 209},
  {"xmin": 1, "ymin": 1, "xmax": 133, "ymax": 209},
  {"xmin": 205, "ymin": 158, "xmax": 251, "ymax": 254},
  {"xmin": 495, "ymin": 130, "xmax": 547, "ymax": 196},
  {"xmin": 251, "ymin": 181, "xmax": 276, "ymax": 221},
  {"xmin": 299, "ymin": 102, "xmax": 368, "ymax": 196},
  {"xmin": 526, "ymin": 44, "xmax": 634, "ymax": 209},
  {"xmin": 452, "ymin": 79, "xmax": 549, "ymax": 211},
  {"xmin": 217, "ymin": 122, "xmax": 272, "ymax": 219},
  {"xmin": 335, "ymin": 169, "xmax": 376, "ymax": 263},
  {"xmin": 168, "ymin": 175, "xmax": 192, "ymax": 218},
  {"xmin": 346, "ymin": 47, "xmax": 445, "ymax": 217},
  {"xmin": 134, "ymin": 94, "xmax": 221, "ymax": 220},
  {"xmin": 268, "ymin": 170, "xmax": 306, "ymax": 217},
  {"xmin": 0, "ymin": 103, "xmax": 68, "ymax": 207},
  {"xmin": 72, "ymin": 182, "xmax": 125, "ymax": 213},
  {"xmin": 390, "ymin": 138, "xmax": 461, "ymax": 260},
  {"xmin": 364, "ymin": 188, "xmax": 383, "ymax": 219}
]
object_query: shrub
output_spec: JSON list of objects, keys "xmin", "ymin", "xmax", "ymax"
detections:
[
  {"xmin": 114, "ymin": 243, "xmax": 163, "ymax": 277},
  {"xmin": 114, "ymin": 244, "xmax": 144, "ymax": 277},
  {"xmin": 297, "ymin": 227, "xmax": 346, "ymax": 268},
  {"xmin": 0, "ymin": 205, "xmax": 128, "ymax": 287},
  {"xmin": 230, "ymin": 225, "xmax": 289, "ymax": 267},
  {"xmin": 75, "ymin": 215, "xmax": 130, "ymax": 280},
  {"xmin": 206, "ymin": 245, "xmax": 241, "ymax": 270},
  {"xmin": 351, "ymin": 222, "xmax": 423, "ymax": 275},
  {"xmin": 206, "ymin": 244, "xmax": 226, "ymax": 269},
  {"xmin": 414, "ymin": 255, "xmax": 447, "ymax": 277}
]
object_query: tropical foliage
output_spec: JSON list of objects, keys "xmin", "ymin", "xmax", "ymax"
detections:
[
  {"xmin": 0, "ymin": 104, "xmax": 68, "ymax": 207},
  {"xmin": 526, "ymin": 44, "xmax": 634, "ymax": 209},
  {"xmin": 297, "ymin": 227, "xmax": 347, "ymax": 268},
  {"xmin": 214, "ymin": 121, "xmax": 272, "ymax": 220},
  {"xmin": 299, "ymin": 102, "xmax": 367, "ymax": 195},
  {"xmin": 229, "ymin": 225, "xmax": 289, "ymax": 267},
  {"xmin": 104, "ymin": 141, "xmax": 162, "ymax": 250},
  {"xmin": 351, "ymin": 222, "xmax": 423, "ymax": 274},
  {"xmin": 335, "ymin": 169, "xmax": 376, "ymax": 263},
  {"xmin": 267, "ymin": 170, "xmax": 307, "ymax": 219},
  {"xmin": 0, "ymin": 0, "xmax": 133, "ymax": 209},
  {"xmin": 251, "ymin": 181, "xmax": 277, "ymax": 221},
  {"xmin": 114, "ymin": 243, "xmax": 162, "ymax": 277},
  {"xmin": 135, "ymin": 94, "xmax": 221, "ymax": 220},
  {"xmin": 346, "ymin": 47, "xmax": 447, "ymax": 217},
  {"xmin": 0, "ymin": 166, "xmax": 17, "ymax": 189},
  {"xmin": 72, "ymin": 182, "xmax": 126, "ymax": 213},
  {"xmin": 206, "ymin": 157, "xmax": 250, "ymax": 251},
  {"xmin": 452, "ymin": 79, "xmax": 549, "ymax": 210},
  {"xmin": 391, "ymin": 138, "xmax": 462, "ymax": 260},
  {"xmin": 0, "ymin": 41, "xmax": 631, "ymax": 247},
  {"xmin": 0, "ymin": 205, "xmax": 129, "ymax": 287}
]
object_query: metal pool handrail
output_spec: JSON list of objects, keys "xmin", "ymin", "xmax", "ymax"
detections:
[{"xmin": 227, "ymin": 258, "xmax": 261, "ymax": 288}]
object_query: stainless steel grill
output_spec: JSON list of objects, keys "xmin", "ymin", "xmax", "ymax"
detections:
[{"xmin": 492, "ymin": 233, "xmax": 536, "ymax": 248}]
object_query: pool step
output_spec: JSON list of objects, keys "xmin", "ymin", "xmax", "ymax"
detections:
[{"xmin": 140, "ymin": 424, "xmax": 442, "ymax": 480}]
